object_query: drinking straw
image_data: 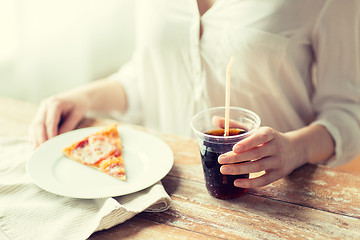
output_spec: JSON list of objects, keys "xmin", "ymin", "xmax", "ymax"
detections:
[{"xmin": 224, "ymin": 57, "xmax": 235, "ymax": 136}]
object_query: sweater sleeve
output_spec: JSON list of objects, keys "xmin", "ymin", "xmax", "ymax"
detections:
[
  {"xmin": 108, "ymin": 55, "xmax": 143, "ymax": 125},
  {"xmin": 310, "ymin": 0, "xmax": 360, "ymax": 166}
]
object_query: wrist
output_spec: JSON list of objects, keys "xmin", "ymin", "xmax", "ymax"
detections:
[
  {"xmin": 285, "ymin": 125, "xmax": 335, "ymax": 166},
  {"xmin": 285, "ymin": 131, "xmax": 309, "ymax": 168},
  {"xmin": 59, "ymin": 86, "xmax": 91, "ymax": 112}
]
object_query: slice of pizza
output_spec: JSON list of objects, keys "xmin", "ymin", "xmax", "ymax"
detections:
[{"xmin": 63, "ymin": 124, "xmax": 126, "ymax": 181}]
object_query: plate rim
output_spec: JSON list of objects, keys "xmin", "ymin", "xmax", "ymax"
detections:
[{"xmin": 27, "ymin": 126, "xmax": 174, "ymax": 199}]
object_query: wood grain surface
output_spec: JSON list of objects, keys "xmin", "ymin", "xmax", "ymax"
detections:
[{"xmin": 1, "ymin": 96, "xmax": 359, "ymax": 240}]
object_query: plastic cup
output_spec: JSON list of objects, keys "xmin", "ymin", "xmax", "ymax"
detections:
[{"xmin": 191, "ymin": 106, "xmax": 261, "ymax": 199}]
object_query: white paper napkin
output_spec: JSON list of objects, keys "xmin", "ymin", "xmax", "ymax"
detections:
[{"xmin": 0, "ymin": 136, "xmax": 172, "ymax": 240}]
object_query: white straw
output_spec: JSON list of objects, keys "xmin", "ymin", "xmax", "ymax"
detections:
[{"xmin": 224, "ymin": 57, "xmax": 234, "ymax": 136}]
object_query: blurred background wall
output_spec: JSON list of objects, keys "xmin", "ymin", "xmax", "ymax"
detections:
[{"xmin": 0, "ymin": 0, "xmax": 135, "ymax": 103}]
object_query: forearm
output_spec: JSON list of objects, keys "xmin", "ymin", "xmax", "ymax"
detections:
[
  {"xmin": 64, "ymin": 78, "xmax": 128, "ymax": 114},
  {"xmin": 285, "ymin": 124, "xmax": 335, "ymax": 166}
]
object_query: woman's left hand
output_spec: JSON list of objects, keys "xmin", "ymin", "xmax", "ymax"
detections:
[{"xmin": 218, "ymin": 126, "xmax": 308, "ymax": 188}]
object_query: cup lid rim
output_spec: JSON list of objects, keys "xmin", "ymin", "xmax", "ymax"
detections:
[{"xmin": 190, "ymin": 106, "xmax": 261, "ymax": 141}]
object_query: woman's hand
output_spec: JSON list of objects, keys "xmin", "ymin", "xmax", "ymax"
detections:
[
  {"xmin": 218, "ymin": 126, "xmax": 308, "ymax": 188},
  {"xmin": 29, "ymin": 91, "xmax": 88, "ymax": 148},
  {"xmin": 28, "ymin": 78, "xmax": 128, "ymax": 148},
  {"xmin": 212, "ymin": 115, "xmax": 334, "ymax": 188}
]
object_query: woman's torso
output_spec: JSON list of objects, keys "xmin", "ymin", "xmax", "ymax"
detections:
[{"xmin": 133, "ymin": 0, "xmax": 326, "ymax": 136}]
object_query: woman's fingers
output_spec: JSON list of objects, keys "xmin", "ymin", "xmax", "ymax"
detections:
[
  {"xmin": 219, "ymin": 140, "xmax": 275, "ymax": 164},
  {"xmin": 211, "ymin": 116, "xmax": 247, "ymax": 129},
  {"xmin": 220, "ymin": 156, "xmax": 277, "ymax": 175},
  {"xmin": 45, "ymin": 98, "xmax": 62, "ymax": 139},
  {"xmin": 28, "ymin": 95, "xmax": 85, "ymax": 148},
  {"xmin": 58, "ymin": 109, "xmax": 84, "ymax": 135},
  {"xmin": 233, "ymin": 127, "xmax": 276, "ymax": 153},
  {"xmin": 29, "ymin": 102, "xmax": 48, "ymax": 147},
  {"xmin": 234, "ymin": 169, "xmax": 282, "ymax": 188},
  {"xmin": 216, "ymin": 126, "xmax": 287, "ymax": 188},
  {"xmin": 214, "ymin": 126, "xmax": 301, "ymax": 188},
  {"xmin": 30, "ymin": 123, "xmax": 47, "ymax": 148}
]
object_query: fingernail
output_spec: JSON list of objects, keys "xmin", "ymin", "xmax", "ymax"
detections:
[
  {"xmin": 234, "ymin": 179, "xmax": 243, "ymax": 187},
  {"xmin": 220, "ymin": 166, "xmax": 231, "ymax": 174},
  {"xmin": 218, "ymin": 155, "xmax": 226, "ymax": 164}
]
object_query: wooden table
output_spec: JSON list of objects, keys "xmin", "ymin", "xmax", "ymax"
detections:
[{"xmin": 1, "ymin": 96, "xmax": 360, "ymax": 239}]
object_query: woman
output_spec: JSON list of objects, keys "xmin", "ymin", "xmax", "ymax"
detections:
[{"xmin": 29, "ymin": 0, "xmax": 360, "ymax": 188}]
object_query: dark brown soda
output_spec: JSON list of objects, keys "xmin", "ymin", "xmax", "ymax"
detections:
[{"xmin": 200, "ymin": 128, "xmax": 248, "ymax": 200}]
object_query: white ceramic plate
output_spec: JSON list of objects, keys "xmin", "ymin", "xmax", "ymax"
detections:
[{"xmin": 27, "ymin": 126, "xmax": 174, "ymax": 199}]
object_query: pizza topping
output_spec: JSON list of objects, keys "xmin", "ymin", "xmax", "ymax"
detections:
[
  {"xmin": 99, "ymin": 157, "xmax": 126, "ymax": 180},
  {"xmin": 72, "ymin": 135, "xmax": 116, "ymax": 165},
  {"xmin": 74, "ymin": 138, "xmax": 89, "ymax": 149},
  {"xmin": 63, "ymin": 124, "xmax": 126, "ymax": 181},
  {"xmin": 107, "ymin": 163, "xmax": 126, "ymax": 177}
]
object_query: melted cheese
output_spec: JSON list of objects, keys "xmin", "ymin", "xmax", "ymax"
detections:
[
  {"xmin": 107, "ymin": 164, "xmax": 125, "ymax": 176},
  {"xmin": 72, "ymin": 135, "xmax": 116, "ymax": 165}
]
